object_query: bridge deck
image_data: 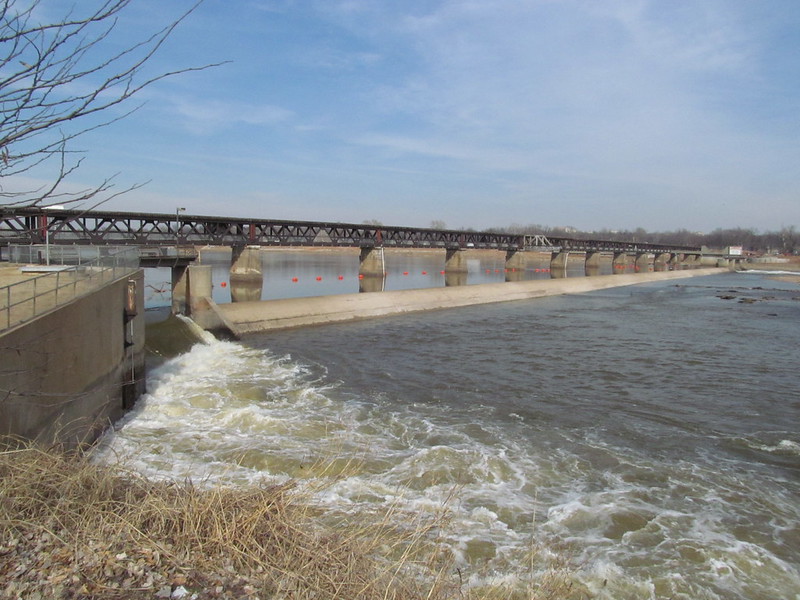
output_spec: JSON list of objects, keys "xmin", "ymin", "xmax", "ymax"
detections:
[{"xmin": 1, "ymin": 207, "xmax": 702, "ymax": 255}]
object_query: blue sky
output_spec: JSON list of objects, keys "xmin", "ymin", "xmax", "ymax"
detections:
[{"xmin": 21, "ymin": 0, "xmax": 800, "ymax": 232}]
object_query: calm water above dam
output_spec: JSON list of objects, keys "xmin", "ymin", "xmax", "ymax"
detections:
[
  {"xmin": 143, "ymin": 248, "xmax": 590, "ymax": 306},
  {"xmin": 101, "ymin": 269, "xmax": 800, "ymax": 598}
]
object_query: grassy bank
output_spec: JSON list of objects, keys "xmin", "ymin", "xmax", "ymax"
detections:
[{"xmin": 0, "ymin": 444, "xmax": 577, "ymax": 599}]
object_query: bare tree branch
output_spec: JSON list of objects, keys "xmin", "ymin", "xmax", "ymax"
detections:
[{"xmin": 0, "ymin": 0, "xmax": 226, "ymax": 207}]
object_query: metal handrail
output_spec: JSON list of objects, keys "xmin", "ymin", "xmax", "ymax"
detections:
[{"xmin": 0, "ymin": 246, "xmax": 139, "ymax": 332}]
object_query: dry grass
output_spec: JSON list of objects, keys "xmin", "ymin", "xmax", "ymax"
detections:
[{"xmin": 0, "ymin": 442, "xmax": 579, "ymax": 599}]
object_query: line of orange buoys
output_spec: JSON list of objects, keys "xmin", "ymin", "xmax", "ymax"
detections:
[
  {"xmin": 206, "ymin": 264, "xmax": 663, "ymax": 290},
  {"xmin": 278, "ymin": 267, "xmax": 563, "ymax": 283},
  {"xmin": 275, "ymin": 265, "xmax": 668, "ymax": 282},
  {"xmin": 219, "ymin": 266, "xmax": 565, "ymax": 288}
]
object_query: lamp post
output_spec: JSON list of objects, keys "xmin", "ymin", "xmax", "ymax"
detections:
[
  {"xmin": 176, "ymin": 207, "xmax": 186, "ymax": 252},
  {"xmin": 42, "ymin": 204, "xmax": 65, "ymax": 266}
]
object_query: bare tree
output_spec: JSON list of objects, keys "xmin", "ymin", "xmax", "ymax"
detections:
[{"xmin": 0, "ymin": 0, "xmax": 223, "ymax": 208}]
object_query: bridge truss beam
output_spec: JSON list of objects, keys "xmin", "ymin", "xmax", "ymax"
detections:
[{"xmin": 0, "ymin": 207, "xmax": 701, "ymax": 256}]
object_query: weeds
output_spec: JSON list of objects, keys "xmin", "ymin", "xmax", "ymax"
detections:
[{"xmin": 0, "ymin": 442, "xmax": 579, "ymax": 599}]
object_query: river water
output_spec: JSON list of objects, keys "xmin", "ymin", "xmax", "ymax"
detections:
[
  {"xmin": 100, "ymin": 255, "xmax": 800, "ymax": 599},
  {"xmin": 141, "ymin": 249, "xmax": 581, "ymax": 306}
]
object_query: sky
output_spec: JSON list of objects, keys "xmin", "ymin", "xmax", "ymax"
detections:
[{"xmin": 12, "ymin": 0, "xmax": 800, "ymax": 233}]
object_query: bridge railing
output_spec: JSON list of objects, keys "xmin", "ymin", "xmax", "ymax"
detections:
[{"xmin": 0, "ymin": 246, "xmax": 139, "ymax": 332}]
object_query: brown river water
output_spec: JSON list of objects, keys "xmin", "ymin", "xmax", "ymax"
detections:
[{"xmin": 98, "ymin": 252, "xmax": 800, "ymax": 598}]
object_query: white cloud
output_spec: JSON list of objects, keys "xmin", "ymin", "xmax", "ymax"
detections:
[
  {"xmin": 345, "ymin": 4, "xmax": 784, "ymax": 167},
  {"xmin": 38, "ymin": 0, "xmax": 797, "ymax": 231},
  {"xmin": 293, "ymin": 46, "xmax": 382, "ymax": 71},
  {"xmin": 169, "ymin": 98, "xmax": 294, "ymax": 134}
]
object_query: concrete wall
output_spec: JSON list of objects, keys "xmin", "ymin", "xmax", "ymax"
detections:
[
  {"xmin": 0, "ymin": 270, "xmax": 146, "ymax": 447},
  {"xmin": 211, "ymin": 267, "xmax": 724, "ymax": 336}
]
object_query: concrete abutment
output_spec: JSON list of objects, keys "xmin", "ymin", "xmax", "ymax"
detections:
[{"xmin": 1, "ymin": 271, "xmax": 146, "ymax": 447}]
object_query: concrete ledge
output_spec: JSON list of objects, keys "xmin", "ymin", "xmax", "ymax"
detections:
[{"xmin": 214, "ymin": 268, "xmax": 724, "ymax": 336}]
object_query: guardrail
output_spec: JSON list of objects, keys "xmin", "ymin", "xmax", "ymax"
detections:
[{"xmin": 0, "ymin": 246, "xmax": 139, "ymax": 332}]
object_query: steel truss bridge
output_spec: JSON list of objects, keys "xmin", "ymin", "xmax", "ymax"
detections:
[{"xmin": 0, "ymin": 207, "xmax": 702, "ymax": 256}]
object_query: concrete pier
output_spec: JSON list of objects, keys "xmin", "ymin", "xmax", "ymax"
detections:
[
  {"xmin": 654, "ymin": 253, "xmax": 671, "ymax": 271},
  {"xmin": 230, "ymin": 246, "xmax": 262, "ymax": 278},
  {"xmin": 445, "ymin": 272, "xmax": 467, "ymax": 287},
  {"xmin": 359, "ymin": 275, "xmax": 385, "ymax": 293},
  {"xmin": 585, "ymin": 251, "xmax": 602, "ymax": 269},
  {"xmin": 230, "ymin": 278, "xmax": 263, "ymax": 302},
  {"xmin": 551, "ymin": 251, "xmax": 569, "ymax": 270},
  {"xmin": 683, "ymin": 254, "xmax": 701, "ymax": 268},
  {"xmin": 171, "ymin": 264, "xmax": 189, "ymax": 313},
  {"xmin": 612, "ymin": 252, "xmax": 628, "ymax": 273},
  {"xmin": 504, "ymin": 250, "xmax": 526, "ymax": 282},
  {"xmin": 359, "ymin": 246, "xmax": 385, "ymax": 277},
  {"xmin": 635, "ymin": 253, "xmax": 652, "ymax": 272},
  {"xmin": 445, "ymin": 248, "xmax": 468, "ymax": 273},
  {"xmin": 230, "ymin": 245, "xmax": 263, "ymax": 299},
  {"xmin": 505, "ymin": 250, "xmax": 526, "ymax": 271}
]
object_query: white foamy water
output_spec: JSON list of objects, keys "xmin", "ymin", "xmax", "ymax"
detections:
[{"xmin": 97, "ymin": 271, "xmax": 800, "ymax": 598}]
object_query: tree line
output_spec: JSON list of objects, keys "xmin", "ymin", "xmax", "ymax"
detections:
[
  {"xmin": 375, "ymin": 219, "xmax": 799, "ymax": 254},
  {"xmin": 485, "ymin": 224, "xmax": 798, "ymax": 255}
]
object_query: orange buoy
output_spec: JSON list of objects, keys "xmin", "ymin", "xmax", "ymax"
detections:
[
  {"xmin": 316, "ymin": 276, "xmax": 322, "ymax": 281},
  {"xmin": 292, "ymin": 277, "xmax": 298, "ymax": 282},
  {"xmin": 338, "ymin": 275, "xmax": 344, "ymax": 280},
  {"xmin": 220, "ymin": 281, "xmax": 227, "ymax": 287}
]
